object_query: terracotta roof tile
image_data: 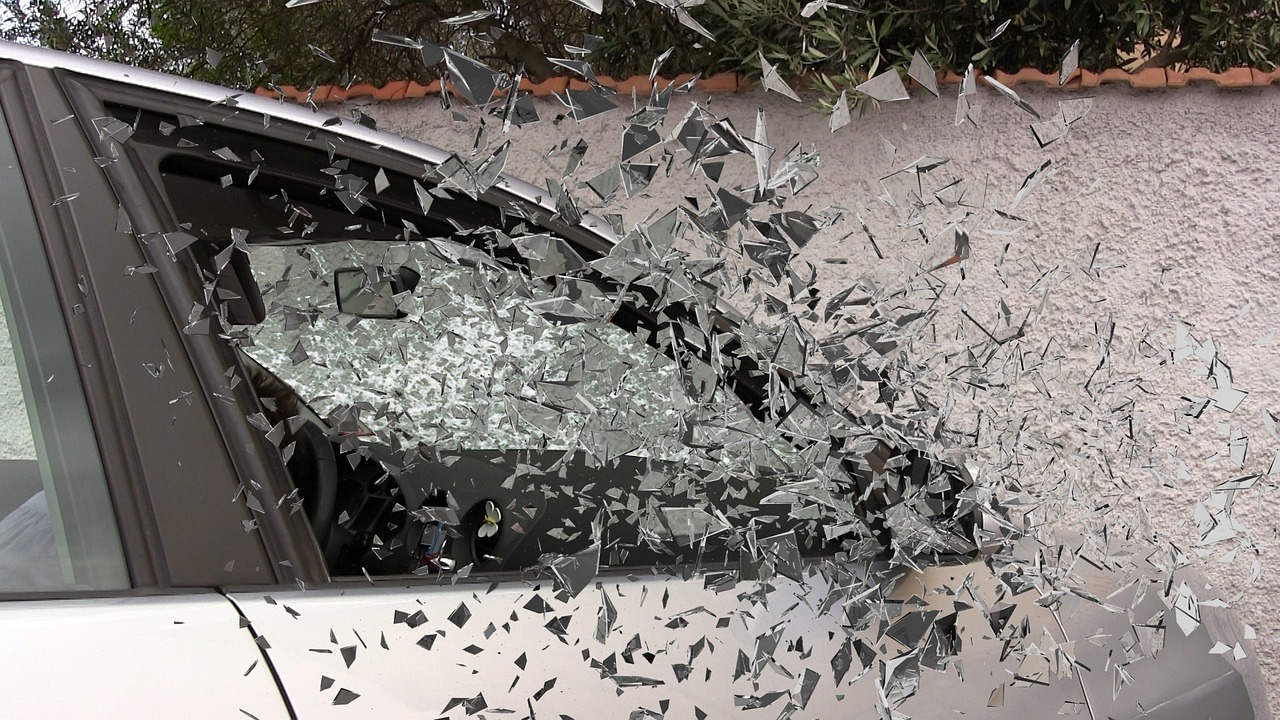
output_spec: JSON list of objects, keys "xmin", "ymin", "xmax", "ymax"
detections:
[
  {"xmin": 1080, "ymin": 68, "xmax": 1132, "ymax": 87},
  {"xmin": 522, "ymin": 77, "xmax": 568, "ymax": 94},
  {"xmin": 1126, "ymin": 67, "xmax": 1168, "ymax": 88},
  {"xmin": 601, "ymin": 75, "xmax": 651, "ymax": 95},
  {"xmin": 994, "ymin": 69, "xmax": 1058, "ymax": 88},
  {"xmin": 1167, "ymin": 67, "xmax": 1255, "ymax": 88},
  {"xmin": 1198, "ymin": 67, "xmax": 1254, "ymax": 88},
  {"xmin": 404, "ymin": 80, "xmax": 432, "ymax": 98},
  {"xmin": 256, "ymin": 67, "xmax": 1278, "ymax": 104}
]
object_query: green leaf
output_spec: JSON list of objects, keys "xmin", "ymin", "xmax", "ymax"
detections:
[{"xmin": 852, "ymin": 48, "xmax": 877, "ymax": 68}]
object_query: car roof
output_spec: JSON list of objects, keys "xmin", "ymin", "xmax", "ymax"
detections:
[{"xmin": 0, "ymin": 40, "xmax": 607, "ymax": 242}]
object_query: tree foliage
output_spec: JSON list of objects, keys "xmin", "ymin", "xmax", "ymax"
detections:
[
  {"xmin": 1, "ymin": 0, "xmax": 167, "ymax": 69},
  {"xmin": 666, "ymin": 0, "xmax": 1280, "ymax": 90},
  {"xmin": 2, "ymin": 0, "xmax": 599, "ymax": 88},
  {"xmin": 2, "ymin": 0, "xmax": 1278, "ymax": 99}
]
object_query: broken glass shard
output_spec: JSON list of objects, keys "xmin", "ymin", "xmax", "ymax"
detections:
[
  {"xmin": 856, "ymin": 69, "xmax": 910, "ymax": 102},
  {"xmin": 558, "ymin": 89, "xmax": 617, "ymax": 121},
  {"xmin": 512, "ymin": 234, "xmax": 588, "ymax": 277},
  {"xmin": 908, "ymin": 50, "xmax": 939, "ymax": 97},
  {"xmin": 758, "ymin": 52, "xmax": 801, "ymax": 102},
  {"xmin": 829, "ymin": 90, "xmax": 851, "ymax": 132},
  {"xmin": 448, "ymin": 602, "xmax": 473, "ymax": 628},
  {"xmin": 649, "ymin": 46, "xmax": 675, "ymax": 83},
  {"xmin": 1007, "ymin": 159, "xmax": 1056, "ymax": 211},
  {"xmin": 370, "ymin": 30, "xmax": 422, "ymax": 49},
  {"xmin": 332, "ymin": 688, "xmax": 360, "ymax": 706},
  {"xmin": 444, "ymin": 49, "xmax": 504, "ymax": 106},
  {"xmin": 621, "ymin": 124, "xmax": 660, "ymax": 161},
  {"xmin": 1060, "ymin": 40, "xmax": 1080, "ymax": 85},
  {"xmin": 1031, "ymin": 117, "xmax": 1068, "ymax": 147},
  {"xmin": 1059, "ymin": 97, "xmax": 1093, "ymax": 125},
  {"xmin": 441, "ymin": 9, "xmax": 493, "ymax": 24},
  {"xmin": 536, "ymin": 542, "xmax": 600, "ymax": 597},
  {"xmin": 982, "ymin": 76, "xmax": 1041, "ymax": 118}
]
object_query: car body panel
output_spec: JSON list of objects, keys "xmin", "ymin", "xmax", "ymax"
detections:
[
  {"xmin": 231, "ymin": 574, "xmax": 872, "ymax": 718},
  {"xmin": 232, "ymin": 557, "xmax": 1261, "ymax": 718},
  {"xmin": 0, "ymin": 593, "xmax": 289, "ymax": 718}
]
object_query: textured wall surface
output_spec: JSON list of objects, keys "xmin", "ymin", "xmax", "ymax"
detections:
[
  {"xmin": 0, "ymin": 305, "xmax": 35, "ymax": 462},
  {"xmin": 363, "ymin": 84, "xmax": 1280, "ymax": 709}
]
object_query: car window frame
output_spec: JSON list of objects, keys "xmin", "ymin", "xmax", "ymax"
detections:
[
  {"xmin": 57, "ymin": 70, "xmax": 327, "ymax": 586},
  {"xmin": 59, "ymin": 71, "xmax": 977, "ymax": 590},
  {"xmin": 0, "ymin": 63, "xmax": 170, "ymax": 592},
  {"xmin": 0, "ymin": 64, "xmax": 291, "ymax": 590},
  {"xmin": 0, "ymin": 66, "xmax": 137, "ymax": 593},
  {"xmin": 53, "ymin": 74, "xmax": 681, "ymax": 590}
]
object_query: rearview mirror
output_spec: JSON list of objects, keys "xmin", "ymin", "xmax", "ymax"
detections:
[{"xmin": 334, "ymin": 266, "xmax": 421, "ymax": 319}]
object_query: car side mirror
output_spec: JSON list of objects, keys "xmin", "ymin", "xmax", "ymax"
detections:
[{"xmin": 334, "ymin": 266, "xmax": 421, "ymax": 319}]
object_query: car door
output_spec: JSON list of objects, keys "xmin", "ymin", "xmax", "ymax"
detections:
[
  {"xmin": 44, "ymin": 57, "xmax": 917, "ymax": 717},
  {"xmin": 45, "ymin": 46, "xmax": 1264, "ymax": 719},
  {"xmin": 0, "ymin": 53, "xmax": 290, "ymax": 718}
]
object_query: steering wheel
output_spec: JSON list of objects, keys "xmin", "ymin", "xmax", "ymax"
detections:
[
  {"xmin": 241, "ymin": 350, "xmax": 340, "ymax": 550},
  {"xmin": 297, "ymin": 420, "xmax": 339, "ymax": 548}
]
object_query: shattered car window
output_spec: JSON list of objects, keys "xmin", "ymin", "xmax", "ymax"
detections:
[
  {"xmin": 245, "ymin": 240, "xmax": 692, "ymax": 454},
  {"xmin": 121, "ymin": 97, "xmax": 979, "ymax": 579},
  {"xmin": 238, "ymin": 231, "xmax": 929, "ymax": 575}
]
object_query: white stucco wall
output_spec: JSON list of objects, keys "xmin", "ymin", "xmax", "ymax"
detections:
[{"xmin": 360, "ymin": 82, "xmax": 1280, "ymax": 708}]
